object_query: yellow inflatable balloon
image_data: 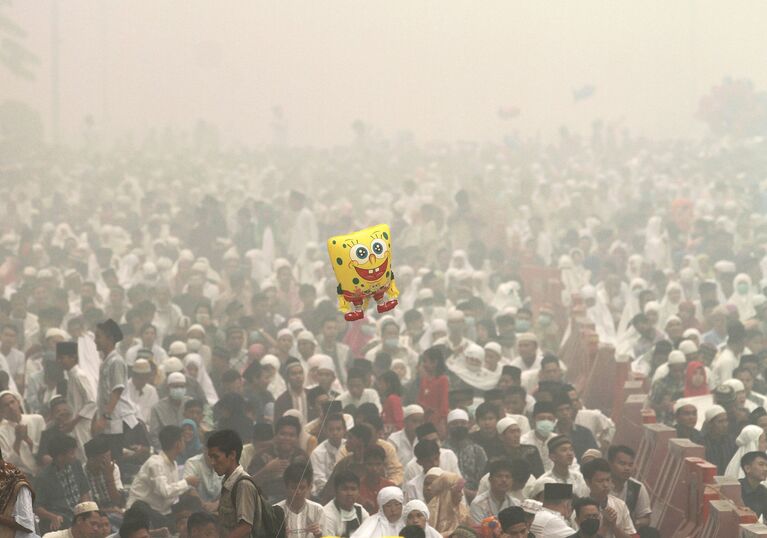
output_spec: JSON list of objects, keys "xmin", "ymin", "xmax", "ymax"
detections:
[{"xmin": 327, "ymin": 223, "xmax": 400, "ymax": 322}]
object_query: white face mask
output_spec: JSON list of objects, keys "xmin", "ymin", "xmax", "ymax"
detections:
[{"xmin": 170, "ymin": 387, "xmax": 186, "ymax": 400}]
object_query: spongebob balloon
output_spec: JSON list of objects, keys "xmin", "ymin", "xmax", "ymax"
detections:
[{"xmin": 327, "ymin": 224, "xmax": 399, "ymax": 321}]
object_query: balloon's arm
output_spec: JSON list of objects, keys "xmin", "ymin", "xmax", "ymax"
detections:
[
  {"xmin": 336, "ymin": 285, "xmax": 351, "ymax": 313},
  {"xmin": 387, "ymin": 273, "xmax": 400, "ymax": 299}
]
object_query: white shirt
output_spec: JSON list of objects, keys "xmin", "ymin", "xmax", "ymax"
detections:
[
  {"xmin": 530, "ymin": 507, "xmax": 574, "ymax": 537},
  {"xmin": 0, "ymin": 414, "xmax": 44, "ymax": 477},
  {"xmin": 594, "ymin": 495, "xmax": 636, "ymax": 538},
  {"xmin": 711, "ymin": 347, "xmax": 739, "ymax": 387},
  {"xmin": 469, "ymin": 490, "xmax": 519, "ymax": 523},
  {"xmin": 322, "ymin": 500, "xmax": 368, "ymax": 538},
  {"xmin": 274, "ymin": 499, "xmax": 325, "ymax": 538},
  {"xmin": 402, "ymin": 447, "xmax": 461, "ymax": 483},
  {"xmin": 520, "ymin": 430, "xmax": 556, "ymax": 472},
  {"xmin": 532, "ymin": 469, "xmax": 590, "ymax": 498},
  {"xmin": 613, "ymin": 478, "xmax": 652, "ymax": 520},
  {"xmin": 127, "ymin": 452, "xmax": 191, "ymax": 515},
  {"xmin": 0, "ymin": 347, "xmax": 25, "ymax": 378},
  {"xmin": 126, "ymin": 379, "xmax": 159, "ymax": 423},
  {"xmin": 403, "ymin": 473, "xmax": 424, "ymax": 502},
  {"xmin": 310, "ymin": 439, "xmax": 344, "ymax": 496},
  {"xmin": 13, "ymin": 485, "xmax": 37, "ymax": 538},
  {"xmin": 338, "ymin": 388, "xmax": 382, "ymax": 411},
  {"xmin": 388, "ymin": 429, "xmax": 416, "ymax": 465},
  {"xmin": 575, "ymin": 408, "xmax": 615, "ymax": 445}
]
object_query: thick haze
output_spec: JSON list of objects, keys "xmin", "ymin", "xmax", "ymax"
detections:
[{"xmin": 5, "ymin": 0, "xmax": 767, "ymax": 146}]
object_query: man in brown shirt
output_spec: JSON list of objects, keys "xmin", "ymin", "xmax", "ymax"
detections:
[{"xmin": 207, "ymin": 430, "xmax": 258, "ymax": 538}]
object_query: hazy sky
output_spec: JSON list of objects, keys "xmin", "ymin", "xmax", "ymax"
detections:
[{"xmin": 5, "ymin": 1, "xmax": 767, "ymax": 146}]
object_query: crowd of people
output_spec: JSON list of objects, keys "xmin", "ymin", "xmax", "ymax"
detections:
[{"xmin": 0, "ymin": 130, "xmax": 767, "ymax": 538}]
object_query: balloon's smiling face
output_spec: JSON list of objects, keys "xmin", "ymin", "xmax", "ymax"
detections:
[{"xmin": 328, "ymin": 224, "xmax": 393, "ymax": 293}]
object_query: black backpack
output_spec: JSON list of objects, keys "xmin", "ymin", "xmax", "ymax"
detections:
[{"xmin": 231, "ymin": 475, "xmax": 286, "ymax": 538}]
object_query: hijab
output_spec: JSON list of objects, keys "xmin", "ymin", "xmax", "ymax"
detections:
[
  {"xmin": 351, "ymin": 486, "xmax": 404, "ymax": 538},
  {"xmin": 403, "ymin": 500, "xmax": 442, "ymax": 538},
  {"xmin": 427, "ymin": 472, "xmax": 469, "ymax": 536},
  {"xmin": 184, "ymin": 353, "xmax": 218, "ymax": 405},
  {"xmin": 445, "ymin": 344, "xmax": 502, "ymax": 391},
  {"xmin": 729, "ymin": 273, "xmax": 756, "ymax": 321},
  {"xmin": 178, "ymin": 418, "xmax": 202, "ymax": 463},
  {"xmin": 683, "ymin": 361, "xmax": 709, "ymax": 397},
  {"xmin": 724, "ymin": 425, "xmax": 764, "ymax": 479}
]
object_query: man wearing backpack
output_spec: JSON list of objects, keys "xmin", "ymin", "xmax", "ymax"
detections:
[{"xmin": 207, "ymin": 429, "xmax": 285, "ymax": 538}]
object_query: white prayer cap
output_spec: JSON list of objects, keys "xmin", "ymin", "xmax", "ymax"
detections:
[
  {"xmin": 447, "ymin": 309, "xmax": 465, "ymax": 322},
  {"xmin": 643, "ymin": 301, "xmax": 660, "ymax": 314},
  {"xmin": 311, "ymin": 354, "xmax": 336, "ymax": 373},
  {"xmin": 22, "ymin": 266, "xmax": 37, "ymax": 277},
  {"xmin": 404, "ymin": 405, "xmax": 424, "ymax": 418},
  {"xmin": 73, "ymin": 502, "xmax": 99, "ymax": 516},
  {"xmin": 679, "ymin": 340, "xmax": 698, "ymax": 355},
  {"xmin": 704, "ymin": 405, "xmax": 727, "ymax": 422},
  {"xmin": 191, "ymin": 261, "xmax": 208, "ymax": 273},
  {"xmin": 277, "ymin": 328, "xmax": 293, "ymax": 339},
  {"xmin": 714, "ymin": 260, "xmax": 736, "ymax": 273},
  {"xmin": 417, "ymin": 289, "xmax": 434, "ymax": 300},
  {"xmin": 163, "ymin": 357, "xmax": 184, "ymax": 374},
  {"xmin": 447, "ymin": 409, "xmax": 469, "ymax": 423},
  {"xmin": 297, "ymin": 330, "xmax": 316, "ymax": 343},
  {"xmin": 724, "ymin": 379, "xmax": 745, "ymax": 392},
  {"xmin": 260, "ymin": 354, "xmax": 280, "ymax": 370},
  {"xmin": 167, "ymin": 372, "xmax": 186, "ymax": 385},
  {"xmin": 169, "ymin": 341, "xmax": 188, "ymax": 356},
  {"xmin": 132, "ymin": 359, "xmax": 152, "ymax": 374},
  {"xmin": 517, "ymin": 332, "xmax": 538, "ymax": 344},
  {"xmin": 580, "ymin": 285, "xmax": 597, "ymax": 299},
  {"xmin": 673, "ymin": 400, "xmax": 697, "ymax": 413},
  {"xmin": 683, "ymin": 328, "xmax": 701, "ymax": 340},
  {"xmin": 484, "ymin": 342, "xmax": 502, "ymax": 356},
  {"xmin": 142, "ymin": 262, "xmax": 157, "ymax": 276},
  {"xmin": 496, "ymin": 416, "xmax": 519, "ymax": 435},
  {"xmin": 187, "ymin": 324, "xmax": 205, "ymax": 335},
  {"xmin": 287, "ymin": 319, "xmax": 305, "ymax": 333},
  {"xmin": 464, "ymin": 344, "xmax": 484, "ymax": 361},
  {"xmin": 38, "ymin": 268, "xmax": 54, "ymax": 279},
  {"xmin": 521, "ymin": 499, "xmax": 543, "ymax": 514},
  {"xmin": 45, "ymin": 328, "xmax": 69, "ymax": 340},
  {"xmin": 425, "ymin": 467, "xmax": 444, "ymax": 478},
  {"xmin": 667, "ymin": 350, "xmax": 686, "ymax": 365}
]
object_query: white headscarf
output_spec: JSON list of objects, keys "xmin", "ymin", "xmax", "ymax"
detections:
[
  {"xmin": 724, "ymin": 425, "xmax": 764, "ymax": 479},
  {"xmin": 184, "ymin": 353, "xmax": 218, "ymax": 405},
  {"xmin": 729, "ymin": 273, "xmax": 756, "ymax": 321},
  {"xmin": 351, "ymin": 487, "xmax": 404, "ymax": 538},
  {"xmin": 658, "ymin": 281, "xmax": 684, "ymax": 327},
  {"xmin": 403, "ymin": 500, "xmax": 442, "ymax": 538},
  {"xmin": 260, "ymin": 354, "xmax": 286, "ymax": 399},
  {"xmin": 445, "ymin": 343, "xmax": 502, "ymax": 391}
]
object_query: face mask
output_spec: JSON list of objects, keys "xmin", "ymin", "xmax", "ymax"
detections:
[
  {"xmin": 450, "ymin": 426, "xmax": 469, "ymax": 440},
  {"xmin": 538, "ymin": 314, "xmax": 552, "ymax": 326},
  {"xmin": 197, "ymin": 313, "xmax": 210, "ymax": 324},
  {"xmin": 579, "ymin": 518, "xmax": 600, "ymax": 535},
  {"xmin": 170, "ymin": 387, "xmax": 186, "ymax": 400},
  {"xmin": 515, "ymin": 320, "xmax": 531, "ymax": 332},
  {"xmin": 465, "ymin": 316, "xmax": 476, "ymax": 327},
  {"xmin": 737, "ymin": 283, "xmax": 750, "ymax": 295},
  {"xmin": 361, "ymin": 325, "xmax": 376, "ymax": 337},
  {"xmin": 535, "ymin": 419, "xmax": 556, "ymax": 437},
  {"xmin": 384, "ymin": 337, "xmax": 399, "ymax": 348}
]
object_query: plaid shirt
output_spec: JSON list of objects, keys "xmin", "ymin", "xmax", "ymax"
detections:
[
  {"xmin": 86, "ymin": 468, "xmax": 112, "ymax": 508},
  {"xmin": 56, "ymin": 464, "xmax": 81, "ymax": 510}
]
